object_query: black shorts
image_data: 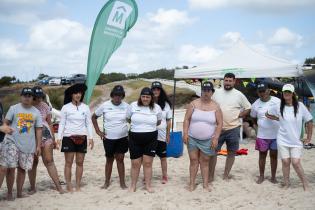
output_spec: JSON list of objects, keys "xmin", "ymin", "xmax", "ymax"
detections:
[
  {"xmin": 61, "ymin": 136, "xmax": 87, "ymax": 153},
  {"xmin": 103, "ymin": 136, "xmax": 128, "ymax": 158},
  {"xmin": 129, "ymin": 131, "xmax": 158, "ymax": 160},
  {"xmin": 156, "ymin": 141, "xmax": 167, "ymax": 158}
]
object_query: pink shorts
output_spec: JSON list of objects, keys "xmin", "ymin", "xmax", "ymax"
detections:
[
  {"xmin": 0, "ymin": 140, "xmax": 34, "ymax": 171},
  {"xmin": 255, "ymin": 138, "xmax": 277, "ymax": 152}
]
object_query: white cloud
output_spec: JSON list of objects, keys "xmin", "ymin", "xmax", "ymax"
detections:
[
  {"xmin": 219, "ymin": 32, "xmax": 242, "ymax": 48},
  {"xmin": 188, "ymin": 0, "xmax": 315, "ymax": 12},
  {"xmin": 268, "ymin": 27, "xmax": 303, "ymax": 48},
  {"xmin": 178, "ymin": 44, "xmax": 222, "ymax": 64}
]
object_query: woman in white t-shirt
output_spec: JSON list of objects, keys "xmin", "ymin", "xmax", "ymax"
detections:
[
  {"xmin": 57, "ymin": 84, "xmax": 94, "ymax": 192},
  {"xmin": 91, "ymin": 85, "xmax": 129, "ymax": 189},
  {"xmin": 151, "ymin": 81, "xmax": 172, "ymax": 184},
  {"xmin": 127, "ymin": 87, "xmax": 162, "ymax": 193},
  {"xmin": 266, "ymin": 84, "xmax": 313, "ymax": 191}
]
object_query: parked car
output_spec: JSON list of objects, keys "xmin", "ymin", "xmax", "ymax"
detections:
[
  {"xmin": 49, "ymin": 77, "xmax": 62, "ymax": 86},
  {"xmin": 61, "ymin": 77, "xmax": 71, "ymax": 85},
  {"xmin": 69, "ymin": 74, "xmax": 86, "ymax": 84},
  {"xmin": 37, "ymin": 77, "xmax": 53, "ymax": 85}
]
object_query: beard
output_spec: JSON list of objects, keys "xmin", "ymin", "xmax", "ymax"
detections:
[{"xmin": 224, "ymin": 85, "xmax": 233, "ymax": 90}]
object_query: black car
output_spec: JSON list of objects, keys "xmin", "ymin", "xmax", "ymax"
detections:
[
  {"xmin": 61, "ymin": 77, "xmax": 71, "ymax": 85},
  {"xmin": 69, "ymin": 74, "xmax": 86, "ymax": 84}
]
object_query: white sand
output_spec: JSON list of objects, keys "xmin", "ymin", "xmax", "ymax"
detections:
[{"xmin": 1, "ymin": 118, "xmax": 315, "ymax": 210}]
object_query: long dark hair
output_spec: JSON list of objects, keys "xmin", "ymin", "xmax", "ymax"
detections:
[
  {"xmin": 138, "ymin": 95, "xmax": 155, "ymax": 110},
  {"xmin": 155, "ymin": 88, "xmax": 172, "ymax": 110},
  {"xmin": 280, "ymin": 92, "xmax": 299, "ymax": 118}
]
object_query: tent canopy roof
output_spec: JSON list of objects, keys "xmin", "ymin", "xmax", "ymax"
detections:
[{"xmin": 174, "ymin": 41, "xmax": 302, "ymax": 79}]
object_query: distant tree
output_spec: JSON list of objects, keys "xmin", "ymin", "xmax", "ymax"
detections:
[
  {"xmin": 97, "ymin": 72, "xmax": 127, "ymax": 85},
  {"xmin": 126, "ymin": 73, "xmax": 139, "ymax": 79},
  {"xmin": 0, "ymin": 76, "xmax": 16, "ymax": 87},
  {"xmin": 304, "ymin": 57, "xmax": 315, "ymax": 65}
]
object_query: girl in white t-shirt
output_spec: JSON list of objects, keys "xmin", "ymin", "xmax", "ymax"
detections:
[
  {"xmin": 91, "ymin": 85, "xmax": 129, "ymax": 189},
  {"xmin": 266, "ymin": 84, "xmax": 313, "ymax": 191},
  {"xmin": 127, "ymin": 87, "xmax": 162, "ymax": 193},
  {"xmin": 151, "ymin": 81, "xmax": 172, "ymax": 184}
]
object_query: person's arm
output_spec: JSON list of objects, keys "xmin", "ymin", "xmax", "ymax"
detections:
[
  {"xmin": 304, "ymin": 120, "xmax": 313, "ymax": 144},
  {"xmin": 156, "ymin": 106, "xmax": 162, "ymax": 126},
  {"xmin": 166, "ymin": 119, "xmax": 171, "ymax": 144},
  {"xmin": 238, "ymin": 94, "xmax": 251, "ymax": 118},
  {"xmin": 91, "ymin": 113, "xmax": 106, "ymax": 140},
  {"xmin": 85, "ymin": 107, "xmax": 94, "ymax": 150},
  {"xmin": 183, "ymin": 102, "xmax": 194, "ymax": 144},
  {"xmin": 35, "ymin": 127, "xmax": 42, "ymax": 156},
  {"xmin": 211, "ymin": 105, "xmax": 223, "ymax": 150},
  {"xmin": 57, "ymin": 106, "xmax": 66, "ymax": 148},
  {"xmin": 46, "ymin": 113, "xmax": 56, "ymax": 148},
  {"xmin": 265, "ymin": 111, "xmax": 279, "ymax": 121},
  {"xmin": 0, "ymin": 124, "xmax": 14, "ymax": 134}
]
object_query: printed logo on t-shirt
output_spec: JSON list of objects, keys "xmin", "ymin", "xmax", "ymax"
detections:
[{"xmin": 16, "ymin": 113, "xmax": 34, "ymax": 134}]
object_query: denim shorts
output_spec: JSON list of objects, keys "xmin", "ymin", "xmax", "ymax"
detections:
[
  {"xmin": 217, "ymin": 126, "xmax": 240, "ymax": 152},
  {"xmin": 187, "ymin": 136, "xmax": 216, "ymax": 156}
]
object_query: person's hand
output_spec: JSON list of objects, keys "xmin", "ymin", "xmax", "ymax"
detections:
[
  {"xmin": 183, "ymin": 133, "xmax": 189, "ymax": 144},
  {"xmin": 166, "ymin": 133, "xmax": 170, "ymax": 144},
  {"xmin": 89, "ymin": 139, "xmax": 94, "ymax": 150},
  {"xmin": 96, "ymin": 130, "xmax": 106, "ymax": 140},
  {"xmin": 52, "ymin": 140, "xmax": 57, "ymax": 149},
  {"xmin": 0, "ymin": 124, "xmax": 14, "ymax": 134},
  {"xmin": 35, "ymin": 146, "xmax": 41, "ymax": 156},
  {"xmin": 211, "ymin": 135, "xmax": 219, "ymax": 150}
]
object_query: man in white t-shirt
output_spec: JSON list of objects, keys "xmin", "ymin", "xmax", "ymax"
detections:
[
  {"xmin": 250, "ymin": 83, "xmax": 280, "ymax": 184},
  {"xmin": 211, "ymin": 73, "xmax": 251, "ymax": 181}
]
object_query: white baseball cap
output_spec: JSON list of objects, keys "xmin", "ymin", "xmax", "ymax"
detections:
[{"xmin": 282, "ymin": 84, "xmax": 295, "ymax": 93}]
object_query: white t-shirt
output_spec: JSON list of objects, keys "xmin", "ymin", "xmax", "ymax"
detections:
[
  {"xmin": 57, "ymin": 103, "xmax": 93, "ymax": 139},
  {"xmin": 250, "ymin": 96, "xmax": 280, "ymax": 139},
  {"xmin": 94, "ymin": 100, "xmax": 129, "ymax": 140},
  {"xmin": 212, "ymin": 88, "xmax": 251, "ymax": 130},
  {"xmin": 269, "ymin": 102, "xmax": 313, "ymax": 147},
  {"xmin": 127, "ymin": 102, "xmax": 162, "ymax": 133},
  {"xmin": 157, "ymin": 102, "xmax": 172, "ymax": 142}
]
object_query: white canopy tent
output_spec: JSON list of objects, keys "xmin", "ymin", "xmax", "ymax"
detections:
[{"xmin": 175, "ymin": 40, "xmax": 302, "ymax": 79}]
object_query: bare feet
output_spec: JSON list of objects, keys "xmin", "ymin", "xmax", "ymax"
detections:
[
  {"xmin": 66, "ymin": 185, "xmax": 74, "ymax": 193},
  {"xmin": 101, "ymin": 182, "xmax": 110, "ymax": 189},
  {"xmin": 58, "ymin": 188, "xmax": 66, "ymax": 194},
  {"xmin": 203, "ymin": 185, "xmax": 211, "ymax": 192},
  {"xmin": 145, "ymin": 186, "xmax": 154, "ymax": 193},
  {"xmin": 303, "ymin": 182, "xmax": 310, "ymax": 191},
  {"xmin": 270, "ymin": 177, "xmax": 278, "ymax": 184},
  {"xmin": 186, "ymin": 183, "xmax": 196, "ymax": 192},
  {"xmin": 75, "ymin": 187, "xmax": 81, "ymax": 192},
  {"xmin": 128, "ymin": 185, "xmax": 136, "ymax": 192},
  {"xmin": 120, "ymin": 183, "xmax": 128, "ymax": 189},
  {"xmin": 27, "ymin": 188, "xmax": 37, "ymax": 195},
  {"xmin": 280, "ymin": 182, "xmax": 290, "ymax": 190},
  {"xmin": 17, "ymin": 193, "xmax": 29, "ymax": 199},
  {"xmin": 6, "ymin": 193, "xmax": 14, "ymax": 201},
  {"xmin": 256, "ymin": 176, "xmax": 264, "ymax": 184},
  {"xmin": 161, "ymin": 176, "xmax": 168, "ymax": 184}
]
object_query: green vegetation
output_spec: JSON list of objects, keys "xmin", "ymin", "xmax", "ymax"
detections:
[{"xmin": 0, "ymin": 76, "xmax": 16, "ymax": 87}]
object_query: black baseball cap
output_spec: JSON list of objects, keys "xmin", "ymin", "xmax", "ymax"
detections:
[
  {"xmin": 140, "ymin": 87, "xmax": 153, "ymax": 96},
  {"xmin": 202, "ymin": 81, "xmax": 215, "ymax": 92},
  {"xmin": 21, "ymin": 87, "xmax": 33, "ymax": 96},
  {"xmin": 257, "ymin": 83, "xmax": 268, "ymax": 91},
  {"xmin": 110, "ymin": 85, "xmax": 125, "ymax": 97},
  {"xmin": 32, "ymin": 86, "xmax": 45, "ymax": 98},
  {"xmin": 151, "ymin": 81, "xmax": 162, "ymax": 89}
]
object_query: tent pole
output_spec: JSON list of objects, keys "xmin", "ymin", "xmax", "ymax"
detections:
[{"xmin": 171, "ymin": 79, "xmax": 177, "ymax": 133}]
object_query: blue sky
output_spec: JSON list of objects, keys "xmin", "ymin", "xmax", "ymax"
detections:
[{"xmin": 0, "ymin": 0, "xmax": 314, "ymax": 81}]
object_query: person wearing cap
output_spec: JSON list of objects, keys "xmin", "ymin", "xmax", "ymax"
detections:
[
  {"xmin": 0, "ymin": 87, "xmax": 42, "ymax": 200},
  {"xmin": 57, "ymin": 84, "xmax": 94, "ymax": 192},
  {"xmin": 127, "ymin": 87, "xmax": 162, "ymax": 193},
  {"xmin": 183, "ymin": 81, "xmax": 223, "ymax": 191},
  {"xmin": 266, "ymin": 84, "xmax": 313, "ymax": 191},
  {"xmin": 91, "ymin": 85, "xmax": 129, "ymax": 189},
  {"xmin": 151, "ymin": 81, "xmax": 172, "ymax": 184},
  {"xmin": 250, "ymin": 83, "xmax": 280, "ymax": 184},
  {"xmin": 210, "ymin": 73, "xmax": 251, "ymax": 181},
  {"xmin": 27, "ymin": 86, "xmax": 64, "ymax": 194}
]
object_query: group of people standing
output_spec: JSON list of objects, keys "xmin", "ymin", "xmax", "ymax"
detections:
[
  {"xmin": 0, "ymin": 72, "xmax": 313, "ymax": 201},
  {"xmin": 184, "ymin": 73, "xmax": 313, "ymax": 191}
]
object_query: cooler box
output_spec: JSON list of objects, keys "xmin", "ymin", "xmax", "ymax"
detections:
[{"xmin": 166, "ymin": 131, "xmax": 183, "ymax": 158}]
